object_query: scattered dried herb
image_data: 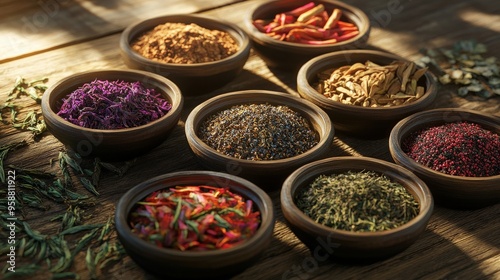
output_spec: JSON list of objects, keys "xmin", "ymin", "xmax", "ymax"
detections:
[
  {"xmin": 3, "ymin": 264, "xmax": 41, "ymax": 279},
  {"xmin": 315, "ymin": 60, "xmax": 427, "ymax": 107},
  {"xmin": 131, "ymin": 22, "xmax": 239, "ymax": 64},
  {"xmin": 198, "ymin": 103, "xmax": 319, "ymax": 160},
  {"xmin": 402, "ymin": 121, "xmax": 500, "ymax": 177},
  {"xmin": 417, "ymin": 40, "xmax": 500, "ymax": 98},
  {"xmin": 295, "ymin": 170, "xmax": 419, "ymax": 232},
  {"xmin": 129, "ymin": 185, "xmax": 261, "ymax": 251},
  {"xmin": 0, "ymin": 140, "xmax": 28, "ymax": 183},
  {"xmin": 6, "ymin": 76, "xmax": 48, "ymax": 103},
  {"xmin": 1, "ymin": 77, "xmax": 49, "ymax": 137},
  {"xmin": 57, "ymin": 79, "xmax": 172, "ymax": 129},
  {"xmin": 252, "ymin": 2, "xmax": 359, "ymax": 45}
]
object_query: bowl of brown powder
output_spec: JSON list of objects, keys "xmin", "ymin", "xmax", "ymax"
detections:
[{"xmin": 120, "ymin": 14, "xmax": 251, "ymax": 95}]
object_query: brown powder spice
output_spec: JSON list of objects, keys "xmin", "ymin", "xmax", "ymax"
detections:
[{"xmin": 131, "ymin": 22, "xmax": 239, "ymax": 64}]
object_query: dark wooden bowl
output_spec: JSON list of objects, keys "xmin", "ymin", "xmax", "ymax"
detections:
[
  {"xmin": 244, "ymin": 0, "xmax": 370, "ymax": 71},
  {"xmin": 280, "ymin": 156, "xmax": 434, "ymax": 261},
  {"xmin": 297, "ymin": 50, "xmax": 438, "ymax": 138},
  {"xmin": 41, "ymin": 69, "xmax": 183, "ymax": 160},
  {"xmin": 389, "ymin": 108, "xmax": 500, "ymax": 209},
  {"xmin": 120, "ymin": 14, "xmax": 251, "ymax": 95},
  {"xmin": 184, "ymin": 90, "xmax": 335, "ymax": 189},
  {"xmin": 115, "ymin": 170, "xmax": 275, "ymax": 279}
]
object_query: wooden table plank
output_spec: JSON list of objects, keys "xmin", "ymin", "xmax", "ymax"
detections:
[
  {"xmin": 0, "ymin": 0, "xmax": 242, "ymax": 62},
  {"xmin": 1, "ymin": 0, "xmax": 499, "ymax": 279}
]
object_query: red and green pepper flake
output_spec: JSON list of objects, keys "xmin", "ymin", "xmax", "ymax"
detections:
[{"xmin": 128, "ymin": 185, "xmax": 261, "ymax": 251}]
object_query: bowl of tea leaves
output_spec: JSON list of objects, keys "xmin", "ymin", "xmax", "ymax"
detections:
[
  {"xmin": 41, "ymin": 69, "xmax": 183, "ymax": 160},
  {"xmin": 389, "ymin": 108, "xmax": 500, "ymax": 209},
  {"xmin": 184, "ymin": 90, "xmax": 335, "ymax": 188},
  {"xmin": 281, "ymin": 156, "xmax": 434, "ymax": 261},
  {"xmin": 114, "ymin": 170, "xmax": 275, "ymax": 279},
  {"xmin": 297, "ymin": 49, "xmax": 438, "ymax": 138}
]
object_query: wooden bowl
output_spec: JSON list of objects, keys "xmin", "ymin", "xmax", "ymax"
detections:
[
  {"xmin": 120, "ymin": 14, "xmax": 251, "ymax": 95},
  {"xmin": 114, "ymin": 170, "xmax": 275, "ymax": 279},
  {"xmin": 297, "ymin": 50, "xmax": 438, "ymax": 138},
  {"xmin": 41, "ymin": 69, "xmax": 183, "ymax": 160},
  {"xmin": 281, "ymin": 156, "xmax": 434, "ymax": 261},
  {"xmin": 184, "ymin": 90, "xmax": 335, "ymax": 188},
  {"xmin": 389, "ymin": 108, "xmax": 500, "ymax": 209},
  {"xmin": 244, "ymin": 0, "xmax": 370, "ymax": 71}
]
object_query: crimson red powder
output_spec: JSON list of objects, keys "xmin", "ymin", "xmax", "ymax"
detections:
[{"xmin": 402, "ymin": 121, "xmax": 500, "ymax": 177}]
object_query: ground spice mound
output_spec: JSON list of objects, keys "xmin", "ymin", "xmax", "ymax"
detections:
[
  {"xmin": 198, "ymin": 103, "xmax": 319, "ymax": 160},
  {"xmin": 131, "ymin": 22, "xmax": 239, "ymax": 64},
  {"xmin": 402, "ymin": 121, "xmax": 500, "ymax": 177}
]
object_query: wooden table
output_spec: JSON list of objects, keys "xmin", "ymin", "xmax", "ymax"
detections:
[{"xmin": 1, "ymin": 0, "xmax": 499, "ymax": 279}]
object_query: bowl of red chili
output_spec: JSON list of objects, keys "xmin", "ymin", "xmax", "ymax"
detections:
[
  {"xmin": 114, "ymin": 170, "xmax": 275, "ymax": 279},
  {"xmin": 389, "ymin": 108, "xmax": 500, "ymax": 209},
  {"xmin": 41, "ymin": 69, "xmax": 183, "ymax": 160},
  {"xmin": 281, "ymin": 156, "xmax": 434, "ymax": 261},
  {"xmin": 297, "ymin": 49, "xmax": 438, "ymax": 138},
  {"xmin": 184, "ymin": 90, "xmax": 335, "ymax": 189},
  {"xmin": 244, "ymin": 0, "xmax": 370, "ymax": 71},
  {"xmin": 120, "ymin": 14, "xmax": 251, "ymax": 95}
]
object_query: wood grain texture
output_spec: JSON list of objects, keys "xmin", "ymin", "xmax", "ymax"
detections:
[{"xmin": 0, "ymin": 0, "xmax": 499, "ymax": 279}]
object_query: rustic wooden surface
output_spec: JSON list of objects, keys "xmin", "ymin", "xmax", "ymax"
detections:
[{"xmin": 1, "ymin": 0, "xmax": 499, "ymax": 279}]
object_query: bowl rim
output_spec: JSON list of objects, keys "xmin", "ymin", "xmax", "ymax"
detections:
[
  {"xmin": 281, "ymin": 156, "xmax": 434, "ymax": 238},
  {"xmin": 244, "ymin": 0, "xmax": 370, "ymax": 49},
  {"xmin": 389, "ymin": 107, "xmax": 500, "ymax": 181},
  {"xmin": 184, "ymin": 90, "xmax": 334, "ymax": 167},
  {"xmin": 297, "ymin": 49, "xmax": 438, "ymax": 114},
  {"xmin": 120, "ymin": 13, "xmax": 251, "ymax": 70},
  {"xmin": 114, "ymin": 170, "xmax": 275, "ymax": 260},
  {"xmin": 41, "ymin": 69, "xmax": 183, "ymax": 135}
]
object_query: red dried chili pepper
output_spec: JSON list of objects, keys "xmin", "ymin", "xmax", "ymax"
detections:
[
  {"xmin": 128, "ymin": 185, "xmax": 261, "ymax": 251},
  {"xmin": 253, "ymin": 2, "xmax": 359, "ymax": 45}
]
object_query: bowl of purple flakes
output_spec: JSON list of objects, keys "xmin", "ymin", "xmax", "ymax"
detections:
[{"xmin": 41, "ymin": 69, "xmax": 184, "ymax": 160}]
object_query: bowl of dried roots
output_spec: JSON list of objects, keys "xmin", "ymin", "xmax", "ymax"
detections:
[{"xmin": 297, "ymin": 50, "xmax": 438, "ymax": 138}]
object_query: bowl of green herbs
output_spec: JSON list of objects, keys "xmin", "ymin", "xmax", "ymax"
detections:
[
  {"xmin": 115, "ymin": 170, "xmax": 275, "ymax": 279},
  {"xmin": 281, "ymin": 156, "xmax": 434, "ymax": 261},
  {"xmin": 41, "ymin": 69, "xmax": 184, "ymax": 160}
]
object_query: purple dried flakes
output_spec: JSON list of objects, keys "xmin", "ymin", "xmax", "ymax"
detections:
[{"xmin": 57, "ymin": 79, "xmax": 172, "ymax": 129}]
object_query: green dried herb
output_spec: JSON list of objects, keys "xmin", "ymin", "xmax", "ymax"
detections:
[
  {"xmin": 52, "ymin": 272, "xmax": 81, "ymax": 279},
  {"xmin": 59, "ymin": 224, "xmax": 104, "ymax": 236},
  {"xmin": 80, "ymin": 177, "xmax": 99, "ymax": 196},
  {"xmin": 50, "ymin": 239, "xmax": 73, "ymax": 273},
  {"xmin": 418, "ymin": 40, "xmax": 500, "ymax": 98},
  {"xmin": 23, "ymin": 221, "xmax": 47, "ymax": 241},
  {"xmin": 85, "ymin": 247, "xmax": 97, "ymax": 279},
  {"xmin": 0, "ymin": 140, "xmax": 28, "ymax": 183},
  {"xmin": 295, "ymin": 170, "xmax": 420, "ymax": 232},
  {"xmin": 73, "ymin": 228, "xmax": 99, "ymax": 255},
  {"xmin": 3, "ymin": 263, "xmax": 41, "ymax": 279},
  {"xmin": 12, "ymin": 110, "xmax": 46, "ymax": 135}
]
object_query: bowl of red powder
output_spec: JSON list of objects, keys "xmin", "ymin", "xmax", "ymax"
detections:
[
  {"xmin": 41, "ymin": 69, "xmax": 183, "ymax": 160},
  {"xmin": 120, "ymin": 14, "xmax": 251, "ymax": 95},
  {"xmin": 389, "ymin": 108, "xmax": 500, "ymax": 208},
  {"xmin": 114, "ymin": 170, "xmax": 275, "ymax": 279}
]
